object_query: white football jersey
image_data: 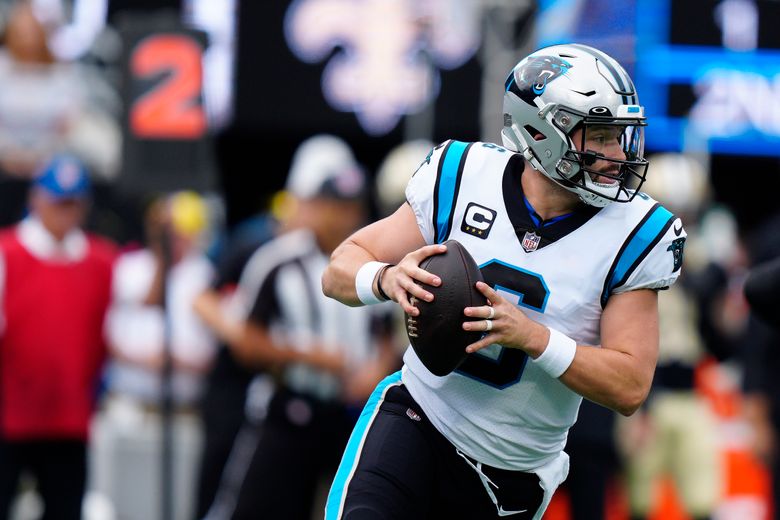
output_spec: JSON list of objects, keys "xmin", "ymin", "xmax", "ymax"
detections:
[{"xmin": 401, "ymin": 140, "xmax": 686, "ymax": 471}]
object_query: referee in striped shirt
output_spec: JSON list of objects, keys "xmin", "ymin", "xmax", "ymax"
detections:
[{"xmin": 200, "ymin": 135, "xmax": 399, "ymax": 520}]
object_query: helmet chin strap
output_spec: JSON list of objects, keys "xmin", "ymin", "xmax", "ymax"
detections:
[
  {"xmin": 580, "ymin": 171, "xmax": 618, "ymax": 207},
  {"xmin": 522, "ymin": 148, "xmax": 539, "ymax": 166}
]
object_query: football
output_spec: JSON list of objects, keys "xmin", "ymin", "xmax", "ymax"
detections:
[{"xmin": 406, "ymin": 239, "xmax": 487, "ymax": 376}]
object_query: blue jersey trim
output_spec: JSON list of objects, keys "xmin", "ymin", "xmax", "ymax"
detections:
[
  {"xmin": 435, "ymin": 141, "xmax": 470, "ymax": 243},
  {"xmin": 601, "ymin": 204, "xmax": 674, "ymax": 308},
  {"xmin": 523, "ymin": 196, "xmax": 541, "ymax": 227},
  {"xmin": 523, "ymin": 195, "xmax": 575, "ymax": 228},
  {"xmin": 325, "ymin": 371, "xmax": 403, "ymax": 519}
]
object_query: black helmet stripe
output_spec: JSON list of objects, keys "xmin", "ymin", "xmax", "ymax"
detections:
[{"xmin": 568, "ymin": 43, "xmax": 636, "ymax": 105}]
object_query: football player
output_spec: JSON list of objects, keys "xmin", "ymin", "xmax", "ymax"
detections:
[{"xmin": 322, "ymin": 43, "xmax": 686, "ymax": 519}]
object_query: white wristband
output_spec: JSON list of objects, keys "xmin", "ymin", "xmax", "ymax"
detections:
[
  {"xmin": 355, "ymin": 261, "xmax": 389, "ymax": 305},
  {"xmin": 532, "ymin": 327, "xmax": 577, "ymax": 378}
]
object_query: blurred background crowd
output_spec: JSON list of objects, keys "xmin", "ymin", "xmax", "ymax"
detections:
[{"xmin": 0, "ymin": 0, "xmax": 778, "ymax": 519}]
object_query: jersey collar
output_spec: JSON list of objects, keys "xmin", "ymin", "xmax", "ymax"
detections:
[{"xmin": 502, "ymin": 154, "xmax": 601, "ymax": 251}]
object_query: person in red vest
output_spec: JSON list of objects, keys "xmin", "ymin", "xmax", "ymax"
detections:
[{"xmin": 0, "ymin": 154, "xmax": 116, "ymax": 520}]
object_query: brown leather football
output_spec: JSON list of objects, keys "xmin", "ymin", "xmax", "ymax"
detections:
[{"xmin": 405, "ymin": 239, "xmax": 487, "ymax": 376}]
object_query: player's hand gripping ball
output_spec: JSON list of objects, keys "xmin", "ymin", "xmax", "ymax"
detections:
[{"xmin": 405, "ymin": 240, "xmax": 488, "ymax": 376}]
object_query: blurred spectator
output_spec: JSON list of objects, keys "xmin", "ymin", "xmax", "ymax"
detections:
[
  {"xmin": 198, "ymin": 135, "xmax": 399, "ymax": 520},
  {"xmin": 741, "ymin": 212, "xmax": 780, "ymax": 519},
  {"xmin": 0, "ymin": 0, "xmax": 121, "ymax": 226},
  {"xmin": 91, "ymin": 191, "xmax": 217, "ymax": 520},
  {"xmin": 0, "ymin": 154, "xmax": 116, "ymax": 520},
  {"xmin": 620, "ymin": 154, "xmax": 725, "ymax": 520},
  {"xmin": 192, "ymin": 207, "xmax": 277, "ymax": 519}
]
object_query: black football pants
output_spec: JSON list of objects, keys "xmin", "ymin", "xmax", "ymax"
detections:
[{"xmin": 330, "ymin": 382, "xmax": 544, "ymax": 519}]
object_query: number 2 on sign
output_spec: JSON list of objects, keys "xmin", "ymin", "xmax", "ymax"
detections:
[{"xmin": 130, "ymin": 34, "xmax": 207, "ymax": 140}]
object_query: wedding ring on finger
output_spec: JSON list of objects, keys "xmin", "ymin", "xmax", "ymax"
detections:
[
  {"xmin": 484, "ymin": 319, "xmax": 493, "ymax": 332},
  {"xmin": 487, "ymin": 307, "xmax": 495, "ymax": 320}
]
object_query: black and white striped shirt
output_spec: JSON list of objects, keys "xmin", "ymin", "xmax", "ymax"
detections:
[{"xmin": 235, "ymin": 228, "xmax": 392, "ymax": 402}]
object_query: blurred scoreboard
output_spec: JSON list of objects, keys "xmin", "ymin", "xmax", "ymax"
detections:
[{"xmin": 636, "ymin": 0, "xmax": 780, "ymax": 156}]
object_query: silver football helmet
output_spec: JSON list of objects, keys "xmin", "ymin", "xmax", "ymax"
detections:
[{"xmin": 501, "ymin": 43, "xmax": 648, "ymax": 207}]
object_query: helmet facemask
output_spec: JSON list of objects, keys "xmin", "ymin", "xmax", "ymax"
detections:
[
  {"xmin": 556, "ymin": 108, "xmax": 649, "ymax": 207},
  {"xmin": 500, "ymin": 44, "xmax": 650, "ymax": 208}
]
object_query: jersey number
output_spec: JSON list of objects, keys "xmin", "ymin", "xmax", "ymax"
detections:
[{"xmin": 455, "ymin": 260, "xmax": 549, "ymax": 389}]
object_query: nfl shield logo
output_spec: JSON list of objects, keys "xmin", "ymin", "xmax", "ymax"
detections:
[{"xmin": 521, "ymin": 231, "xmax": 541, "ymax": 253}]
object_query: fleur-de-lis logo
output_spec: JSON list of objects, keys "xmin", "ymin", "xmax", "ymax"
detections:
[{"xmin": 284, "ymin": 0, "xmax": 480, "ymax": 135}]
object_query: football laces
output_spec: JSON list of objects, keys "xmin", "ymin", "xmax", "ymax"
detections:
[{"xmin": 407, "ymin": 296, "xmax": 419, "ymax": 338}]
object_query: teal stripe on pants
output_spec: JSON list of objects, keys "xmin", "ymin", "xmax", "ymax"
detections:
[{"xmin": 324, "ymin": 371, "xmax": 403, "ymax": 519}]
